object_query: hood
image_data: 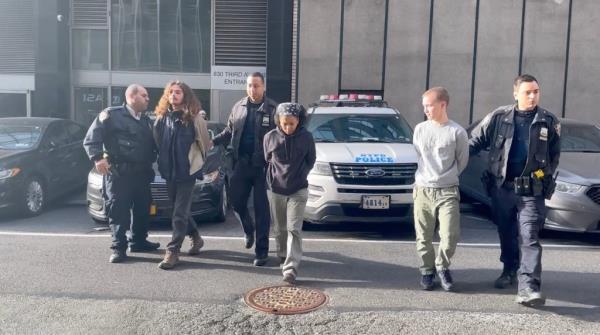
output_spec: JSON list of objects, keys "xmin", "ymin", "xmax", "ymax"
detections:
[
  {"xmin": 555, "ymin": 152, "xmax": 600, "ymax": 185},
  {"xmin": 315, "ymin": 143, "xmax": 417, "ymax": 164}
]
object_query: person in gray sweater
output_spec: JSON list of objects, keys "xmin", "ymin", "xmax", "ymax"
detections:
[
  {"xmin": 263, "ymin": 103, "xmax": 316, "ymax": 284},
  {"xmin": 413, "ymin": 87, "xmax": 469, "ymax": 291}
]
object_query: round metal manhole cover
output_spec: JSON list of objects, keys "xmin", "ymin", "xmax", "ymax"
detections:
[{"xmin": 244, "ymin": 285, "xmax": 328, "ymax": 315}]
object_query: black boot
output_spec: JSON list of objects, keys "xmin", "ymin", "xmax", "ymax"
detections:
[
  {"xmin": 494, "ymin": 269, "xmax": 517, "ymax": 289},
  {"xmin": 129, "ymin": 239, "xmax": 160, "ymax": 252}
]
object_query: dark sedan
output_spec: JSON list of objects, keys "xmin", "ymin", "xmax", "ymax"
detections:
[
  {"xmin": 87, "ymin": 121, "xmax": 232, "ymax": 224},
  {"xmin": 460, "ymin": 118, "xmax": 600, "ymax": 233},
  {"xmin": 0, "ymin": 117, "xmax": 91, "ymax": 216}
]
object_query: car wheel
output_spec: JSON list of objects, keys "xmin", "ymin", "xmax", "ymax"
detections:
[
  {"xmin": 21, "ymin": 176, "xmax": 45, "ymax": 216},
  {"xmin": 214, "ymin": 183, "xmax": 228, "ymax": 222}
]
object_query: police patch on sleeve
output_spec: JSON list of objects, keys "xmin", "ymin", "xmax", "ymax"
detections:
[
  {"xmin": 554, "ymin": 122, "xmax": 561, "ymax": 136},
  {"xmin": 98, "ymin": 110, "xmax": 110, "ymax": 123}
]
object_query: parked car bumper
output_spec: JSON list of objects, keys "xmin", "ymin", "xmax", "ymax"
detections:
[
  {"xmin": 87, "ymin": 169, "xmax": 226, "ymax": 223},
  {"xmin": 544, "ymin": 189, "xmax": 600, "ymax": 233},
  {"xmin": 0, "ymin": 175, "xmax": 24, "ymax": 209}
]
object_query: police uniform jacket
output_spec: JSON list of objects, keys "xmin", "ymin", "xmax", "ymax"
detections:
[
  {"xmin": 212, "ymin": 96, "xmax": 277, "ymax": 166},
  {"xmin": 469, "ymin": 104, "xmax": 561, "ymax": 188},
  {"xmin": 83, "ymin": 105, "xmax": 157, "ymax": 168}
]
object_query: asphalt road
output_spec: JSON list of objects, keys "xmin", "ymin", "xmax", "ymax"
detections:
[{"xmin": 0, "ymin": 190, "xmax": 599, "ymax": 334}]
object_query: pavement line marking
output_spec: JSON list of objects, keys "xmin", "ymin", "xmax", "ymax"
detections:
[{"xmin": 0, "ymin": 231, "xmax": 599, "ymax": 250}]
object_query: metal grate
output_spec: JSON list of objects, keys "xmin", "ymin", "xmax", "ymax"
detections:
[
  {"xmin": 150, "ymin": 183, "xmax": 169, "ymax": 201},
  {"xmin": 330, "ymin": 163, "xmax": 417, "ymax": 186},
  {"xmin": 72, "ymin": 0, "xmax": 108, "ymax": 28},
  {"xmin": 586, "ymin": 185, "xmax": 600, "ymax": 205},
  {"xmin": 0, "ymin": 0, "xmax": 34, "ymax": 74},
  {"xmin": 214, "ymin": 0, "xmax": 267, "ymax": 66},
  {"xmin": 244, "ymin": 285, "xmax": 328, "ymax": 315}
]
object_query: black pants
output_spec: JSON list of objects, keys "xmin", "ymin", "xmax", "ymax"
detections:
[
  {"xmin": 103, "ymin": 171, "xmax": 152, "ymax": 251},
  {"xmin": 166, "ymin": 179, "xmax": 199, "ymax": 252},
  {"xmin": 229, "ymin": 159, "xmax": 270, "ymax": 259},
  {"xmin": 491, "ymin": 184, "xmax": 546, "ymax": 291}
]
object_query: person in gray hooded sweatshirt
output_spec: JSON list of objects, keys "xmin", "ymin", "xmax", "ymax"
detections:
[{"xmin": 263, "ymin": 103, "xmax": 316, "ymax": 284}]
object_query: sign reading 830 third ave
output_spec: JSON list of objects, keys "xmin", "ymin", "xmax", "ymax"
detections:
[{"xmin": 211, "ymin": 66, "xmax": 267, "ymax": 90}]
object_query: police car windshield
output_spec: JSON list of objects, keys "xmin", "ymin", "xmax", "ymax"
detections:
[
  {"xmin": 307, "ymin": 114, "xmax": 412, "ymax": 143},
  {"xmin": 561, "ymin": 124, "xmax": 600, "ymax": 153},
  {"xmin": 0, "ymin": 125, "xmax": 42, "ymax": 150}
]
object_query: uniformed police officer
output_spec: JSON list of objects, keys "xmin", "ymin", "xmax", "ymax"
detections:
[
  {"xmin": 211, "ymin": 72, "xmax": 277, "ymax": 266},
  {"xmin": 83, "ymin": 84, "xmax": 160, "ymax": 263},
  {"xmin": 469, "ymin": 74, "xmax": 560, "ymax": 307}
]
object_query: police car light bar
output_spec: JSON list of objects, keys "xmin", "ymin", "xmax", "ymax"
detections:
[{"xmin": 319, "ymin": 94, "xmax": 383, "ymax": 102}]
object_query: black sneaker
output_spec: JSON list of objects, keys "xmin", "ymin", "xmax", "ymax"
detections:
[
  {"xmin": 494, "ymin": 270, "xmax": 517, "ymax": 289},
  {"xmin": 129, "ymin": 240, "xmax": 160, "ymax": 252},
  {"xmin": 438, "ymin": 269, "xmax": 454, "ymax": 291},
  {"xmin": 109, "ymin": 249, "xmax": 127, "ymax": 263},
  {"xmin": 516, "ymin": 288, "xmax": 546, "ymax": 307},
  {"xmin": 245, "ymin": 234, "xmax": 255, "ymax": 249},
  {"xmin": 253, "ymin": 257, "xmax": 268, "ymax": 266},
  {"xmin": 420, "ymin": 273, "xmax": 435, "ymax": 291}
]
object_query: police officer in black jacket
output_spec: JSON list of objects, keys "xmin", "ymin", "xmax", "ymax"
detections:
[
  {"xmin": 470, "ymin": 74, "xmax": 560, "ymax": 307},
  {"xmin": 212, "ymin": 72, "xmax": 277, "ymax": 266},
  {"xmin": 83, "ymin": 84, "xmax": 160, "ymax": 263}
]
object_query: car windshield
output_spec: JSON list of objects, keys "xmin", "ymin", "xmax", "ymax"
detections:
[
  {"xmin": 561, "ymin": 124, "xmax": 600, "ymax": 153},
  {"xmin": 307, "ymin": 113, "xmax": 413, "ymax": 143},
  {"xmin": 0, "ymin": 125, "xmax": 43, "ymax": 150}
]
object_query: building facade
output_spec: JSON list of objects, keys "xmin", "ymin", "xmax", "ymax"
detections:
[
  {"xmin": 0, "ymin": 0, "xmax": 293, "ymax": 126},
  {"xmin": 295, "ymin": 0, "xmax": 600, "ymax": 127}
]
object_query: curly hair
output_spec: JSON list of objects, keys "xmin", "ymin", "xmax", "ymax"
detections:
[{"xmin": 155, "ymin": 80, "xmax": 202, "ymax": 125}]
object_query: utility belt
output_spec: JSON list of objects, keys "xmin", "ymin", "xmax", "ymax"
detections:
[{"xmin": 505, "ymin": 170, "xmax": 557, "ymax": 199}]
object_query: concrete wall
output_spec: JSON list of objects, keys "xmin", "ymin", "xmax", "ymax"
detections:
[
  {"xmin": 384, "ymin": 0, "xmax": 430, "ymax": 127},
  {"xmin": 429, "ymin": 0, "xmax": 476, "ymax": 126},
  {"xmin": 565, "ymin": 0, "xmax": 600, "ymax": 124},
  {"xmin": 340, "ymin": 0, "xmax": 386, "ymax": 91},
  {"xmin": 472, "ymin": 0, "xmax": 521, "ymax": 121},
  {"xmin": 297, "ymin": 0, "xmax": 600, "ymax": 127},
  {"xmin": 297, "ymin": 0, "xmax": 342, "ymax": 105},
  {"xmin": 521, "ymin": 0, "xmax": 569, "ymax": 117}
]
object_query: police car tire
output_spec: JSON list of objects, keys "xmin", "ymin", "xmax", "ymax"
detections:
[{"xmin": 20, "ymin": 176, "xmax": 45, "ymax": 217}]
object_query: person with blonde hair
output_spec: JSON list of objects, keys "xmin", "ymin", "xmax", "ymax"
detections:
[{"xmin": 153, "ymin": 80, "xmax": 211, "ymax": 270}]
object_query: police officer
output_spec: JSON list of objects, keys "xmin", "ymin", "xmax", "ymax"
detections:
[
  {"xmin": 83, "ymin": 84, "xmax": 160, "ymax": 263},
  {"xmin": 211, "ymin": 72, "xmax": 277, "ymax": 266},
  {"xmin": 469, "ymin": 74, "xmax": 560, "ymax": 307}
]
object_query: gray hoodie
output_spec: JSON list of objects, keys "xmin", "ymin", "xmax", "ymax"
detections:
[{"xmin": 263, "ymin": 126, "xmax": 316, "ymax": 196}]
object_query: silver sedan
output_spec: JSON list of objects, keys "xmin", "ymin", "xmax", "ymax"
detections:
[{"xmin": 460, "ymin": 118, "xmax": 600, "ymax": 233}]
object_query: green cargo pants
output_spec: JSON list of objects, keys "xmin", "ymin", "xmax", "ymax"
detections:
[{"xmin": 413, "ymin": 185, "xmax": 461, "ymax": 275}]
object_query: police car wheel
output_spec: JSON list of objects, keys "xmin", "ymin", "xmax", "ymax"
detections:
[
  {"xmin": 21, "ymin": 176, "xmax": 45, "ymax": 216},
  {"xmin": 214, "ymin": 183, "xmax": 228, "ymax": 222}
]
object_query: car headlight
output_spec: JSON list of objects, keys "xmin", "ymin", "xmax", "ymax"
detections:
[
  {"xmin": 0, "ymin": 168, "xmax": 21, "ymax": 180},
  {"xmin": 197, "ymin": 170, "xmax": 220, "ymax": 185},
  {"xmin": 310, "ymin": 162, "xmax": 333, "ymax": 176},
  {"xmin": 88, "ymin": 171, "xmax": 103, "ymax": 188},
  {"xmin": 555, "ymin": 180, "xmax": 583, "ymax": 194}
]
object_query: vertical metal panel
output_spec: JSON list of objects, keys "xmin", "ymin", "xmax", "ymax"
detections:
[
  {"xmin": 384, "ymin": 0, "xmax": 430, "ymax": 127},
  {"xmin": 472, "ymin": 0, "xmax": 522, "ymax": 122},
  {"xmin": 340, "ymin": 0, "xmax": 386, "ymax": 90},
  {"xmin": 565, "ymin": 0, "xmax": 600, "ymax": 124},
  {"xmin": 521, "ymin": 0, "xmax": 569, "ymax": 116},
  {"xmin": 0, "ymin": 0, "xmax": 35, "ymax": 74},
  {"xmin": 214, "ymin": 0, "xmax": 267, "ymax": 66},
  {"xmin": 297, "ymin": 0, "xmax": 342, "ymax": 105},
  {"xmin": 429, "ymin": 0, "xmax": 476, "ymax": 127}
]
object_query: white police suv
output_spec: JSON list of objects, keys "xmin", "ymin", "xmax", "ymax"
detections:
[{"xmin": 304, "ymin": 94, "xmax": 418, "ymax": 224}]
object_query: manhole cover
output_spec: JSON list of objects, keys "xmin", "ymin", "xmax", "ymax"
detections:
[{"xmin": 244, "ymin": 285, "xmax": 328, "ymax": 315}]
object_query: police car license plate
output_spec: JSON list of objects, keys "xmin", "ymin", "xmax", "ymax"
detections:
[{"xmin": 361, "ymin": 195, "xmax": 390, "ymax": 209}]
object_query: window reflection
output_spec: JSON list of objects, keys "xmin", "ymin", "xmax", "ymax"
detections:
[{"xmin": 111, "ymin": 0, "xmax": 211, "ymax": 73}]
